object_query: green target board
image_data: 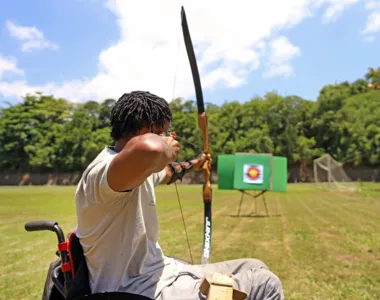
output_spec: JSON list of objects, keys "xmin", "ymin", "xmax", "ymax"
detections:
[{"xmin": 217, "ymin": 153, "xmax": 287, "ymax": 192}]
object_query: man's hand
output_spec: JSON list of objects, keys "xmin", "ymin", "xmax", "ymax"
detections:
[
  {"xmin": 160, "ymin": 151, "xmax": 211, "ymax": 185},
  {"xmin": 193, "ymin": 153, "xmax": 212, "ymax": 171},
  {"xmin": 161, "ymin": 136, "xmax": 180, "ymax": 162}
]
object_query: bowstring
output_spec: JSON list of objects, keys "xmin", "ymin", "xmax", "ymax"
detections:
[{"xmin": 171, "ymin": 21, "xmax": 194, "ymax": 265}]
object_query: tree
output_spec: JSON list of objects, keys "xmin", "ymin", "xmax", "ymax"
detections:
[
  {"xmin": 0, "ymin": 94, "xmax": 72, "ymax": 171},
  {"xmin": 340, "ymin": 90, "xmax": 380, "ymax": 166},
  {"xmin": 365, "ymin": 67, "xmax": 380, "ymax": 86},
  {"xmin": 1, "ymin": 66, "xmax": 379, "ymax": 175},
  {"xmin": 99, "ymin": 98, "xmax": 116, "ymax": 128}
]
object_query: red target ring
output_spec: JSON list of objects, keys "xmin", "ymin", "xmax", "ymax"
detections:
[{"xmin": 246, "ymin": 166, "xmax": 260, "ymax": 180}]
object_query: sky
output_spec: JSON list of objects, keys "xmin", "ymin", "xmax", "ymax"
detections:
[{"xmin": 0, "ymin": 0, "xmax": 380, "ymax": 107}]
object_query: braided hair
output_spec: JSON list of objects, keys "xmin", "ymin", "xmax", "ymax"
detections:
[{"xmin": 110, "ymin": 91, "xmax": 172, "ymax": 140}]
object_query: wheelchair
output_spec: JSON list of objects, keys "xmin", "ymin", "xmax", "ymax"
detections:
[{"xmin": 24, "ymin": 220, "xmax": 190, "ymax": 300}]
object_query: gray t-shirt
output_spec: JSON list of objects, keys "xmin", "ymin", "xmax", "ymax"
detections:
[{"xmin": 75, "ymin": 147, "xmax": 181, "ymax": 299}]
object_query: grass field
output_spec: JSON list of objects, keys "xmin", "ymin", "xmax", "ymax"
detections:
[{"xmin": 1, "ymin": 183, "xmax": 379, "ymax": 299}]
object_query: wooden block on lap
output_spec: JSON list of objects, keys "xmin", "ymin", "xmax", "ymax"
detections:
[{"xmin": 200, "ymin": 272, "xmax": 247, "ymax": 300}]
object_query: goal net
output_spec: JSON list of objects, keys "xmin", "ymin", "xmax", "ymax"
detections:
[{"xmin": 313, "ymin": 154, "xmax": 357, "ymax": 192}]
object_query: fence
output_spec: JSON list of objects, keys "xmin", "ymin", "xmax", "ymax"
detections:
[{"xmin": 1, "ymin": 165, "xmax": 379, "ymax": 186}]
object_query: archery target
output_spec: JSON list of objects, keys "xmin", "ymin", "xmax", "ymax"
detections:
[{"xmin": 243, "ymin": 164, "xmax": 264, "ymax": 184}]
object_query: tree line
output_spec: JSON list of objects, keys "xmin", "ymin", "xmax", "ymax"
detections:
[{"xmin": 0, "ymin": 67, "xmax": 379, "ymax": 173}]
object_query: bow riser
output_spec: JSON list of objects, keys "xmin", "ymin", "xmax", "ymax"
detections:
[{"xmin": 198, "ymin": 112, "xmax": 211, "ymax": 203}]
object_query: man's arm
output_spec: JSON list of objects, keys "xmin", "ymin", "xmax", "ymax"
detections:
[
  {"xmin": 107, "ymin": 133, "xmax": 179, "ymax": 192},
  {"xmin": 160, "ymin": 159, "xmax": 196, "ymax": 185},
  {"xmin": 159, "ymin": 153, "xmax": 211, "ymax": 185}
]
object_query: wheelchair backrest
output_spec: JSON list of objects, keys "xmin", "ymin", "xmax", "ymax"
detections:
[{"xmin": 65, "ymin": 232, "xmax": 91, "ymax": 300}]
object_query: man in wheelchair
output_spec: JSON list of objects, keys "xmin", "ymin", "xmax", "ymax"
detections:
[{"xmin": 30, "ymin": 91, "xmax": 284, "ymax": 300}]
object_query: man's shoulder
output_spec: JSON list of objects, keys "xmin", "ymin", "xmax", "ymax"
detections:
[
  {"xmin": 76, "ymin": 147, "xmax": 117, "ymax": 190},
  {"xmin": 76, "ymin": 147, "xmax": 127, "ymax": 204},
  {"xmin": 92, "ymin": 147, "xmax": 116, "ymax": 165},
  {"xmin": 84, "ymin": 147, "xmax": 116, "ymax": 176}
]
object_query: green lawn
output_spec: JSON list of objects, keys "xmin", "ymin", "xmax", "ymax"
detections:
[{"xmin": 1, "ymin": 183, "xmax": 379, "ymax": 299}]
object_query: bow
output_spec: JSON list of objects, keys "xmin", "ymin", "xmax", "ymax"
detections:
[{"xmin": 181, "ymin": 6, "xmax": 212, "ymax": 265}]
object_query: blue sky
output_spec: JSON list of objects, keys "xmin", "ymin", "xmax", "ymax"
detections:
[
  {"xmin": 0, "ymin": 0, "xmax": 379, "ymax": 106},
  {"xmin": 0, "ymin": 1, "xmax": 117, "ymax": 81}
]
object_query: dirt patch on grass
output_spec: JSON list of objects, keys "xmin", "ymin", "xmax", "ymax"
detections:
[
  {"xmin": 334, "ymin": 254, "xmax": 360, "ymax": 261},
  {"xmin": 319, "ymin": 231, "xmax": 348, "ymax": 240},
  {"xmin": 276, "ymin": 196, "xmax": 292, "ymax": 259}
]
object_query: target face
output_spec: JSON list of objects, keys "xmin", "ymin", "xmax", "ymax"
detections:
[
  {"xmin": 243, "ymin": 164, "xmax": 264, "ymax": 184},
  {"xmin": 247, "ymin": 166, "xmax": 260, "ymax": 180}
]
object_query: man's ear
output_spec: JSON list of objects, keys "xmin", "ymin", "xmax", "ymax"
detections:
[
  {"xmin": 149, "ymin": 122, "xmax": 156, "ymax": 134},
  {"xmin": 134, "ymin": 127, "xmax": 151, "ymax": 136}
]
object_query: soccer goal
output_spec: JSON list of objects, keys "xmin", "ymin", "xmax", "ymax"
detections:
[{"xmin": 313, "ymin": 154, "xmax": 357, "ymax": 192}]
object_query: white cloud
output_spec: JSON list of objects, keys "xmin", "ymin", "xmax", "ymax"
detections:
[
  {"xmin": 267, "ymin": 37, "xmax": 301, "ymax": 66},
  {"xmin": 263, "ymin": 36, "xmax": 301, "ymax": 78},
  {"xmin": 0, "ymin": 80, "xmax": 35, "ymax": 98},
  {"xmin": 0, "ymin": 55, "xmax": 24, "ymax": 80},
  {"xmin": 5, "ymin": 21, "xmax": 58, "ymax": 52},
  {"xmin": 361, "ymin": 1, "xmax": 380, "ymax": 40},
  {"xmin": 78, "ymin": 0, "xmax": 318, "ymax": 102},
  {"xmin": 319, "ymin": 0, "xmax": 362, "ymax": 22},
  {"xmin": 363, "ymin": 11, "xmax": 380, "ymax": 33},
  {"xmin": 264, "ymin": 64, "xmax": 295, "ymax": 78},
  {"xmin": 0, "ymin": 80, "xmax": 93, "ymax": 101},
  {"xmin": 0, "ymin": 0, "xmax": 374, "ymax": 102},
  {"xmin": 365, "ymin": 0, "xmax": 380, "ymax": 10}
]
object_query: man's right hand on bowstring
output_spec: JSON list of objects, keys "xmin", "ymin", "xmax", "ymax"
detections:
[{"xmin": 161, "ymin": 135, "xmax": 180, "ymax": 163}]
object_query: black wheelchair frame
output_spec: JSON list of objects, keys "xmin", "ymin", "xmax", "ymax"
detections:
[{"xmin": 25, "ymin": 220, "xmax": 156, "ymax": 300}]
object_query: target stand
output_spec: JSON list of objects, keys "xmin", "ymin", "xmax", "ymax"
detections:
[
  {"xmin": 237, "ymin": 189, "xmax": 269, "ymax": 217},
  {"xmin": 218, "ymin": 153, "xmax": 287, "ymax": 217}
]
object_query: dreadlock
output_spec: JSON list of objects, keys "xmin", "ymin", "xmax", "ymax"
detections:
[{"xmin": 110, "ymin": 91, "xmax": 172, "ymax": 140}]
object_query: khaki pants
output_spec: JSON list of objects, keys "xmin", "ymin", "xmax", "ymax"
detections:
[{"xmin": 158, "ymin": 258, "xmax": 284, "ymax": 300}]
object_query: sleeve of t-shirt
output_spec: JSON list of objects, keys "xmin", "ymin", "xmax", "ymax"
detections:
[
  {"xmin": 151, "ymin": 168, "xmax": 167, "ymax": 187},
  {"xmin": 89, "ymin": 155, "xmax": 132, "ymax": 203}
]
